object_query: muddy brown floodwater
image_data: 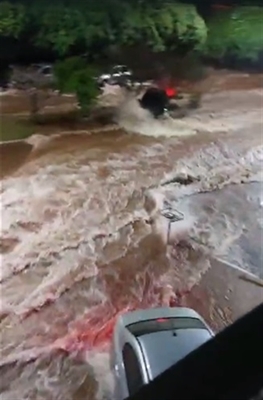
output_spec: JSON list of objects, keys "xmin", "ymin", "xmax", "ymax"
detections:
[{"xmin": 0, "ymin": 70, "xmax": 263, "ymax": 400}]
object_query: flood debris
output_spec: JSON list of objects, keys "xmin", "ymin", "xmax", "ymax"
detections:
[
  {"xmin": 162, "ymin": 172, "xmax": 199, "ymax": 187},
  {"xmin": 160, "ymin": 206, "xmax": 185, "ymax": 244},
  {"xmin": 161, "ymin": 207, "xmax": 184, "ymax": 222}
]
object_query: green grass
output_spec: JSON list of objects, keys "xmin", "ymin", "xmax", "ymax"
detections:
[{"xmin": 0, "ymin": 116, "xmax": 35, "ymax": 142}]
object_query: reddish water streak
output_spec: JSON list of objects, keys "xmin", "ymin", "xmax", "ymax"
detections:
[{"xmin": 52, "ymin": 286, "xmax": 189, "ymax": 353}]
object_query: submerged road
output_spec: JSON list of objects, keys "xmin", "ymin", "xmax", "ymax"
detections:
[{"xmin": 0, "ymin": 73, "xmax": 263, "ymax": 399}]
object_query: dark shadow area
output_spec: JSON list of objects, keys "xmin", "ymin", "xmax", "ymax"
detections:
[{"xmin": 205, "ymin": 50, "xmax": 263, "ymax": 73}]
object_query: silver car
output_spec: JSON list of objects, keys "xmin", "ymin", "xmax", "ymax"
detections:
[
  {"xmin": 98, "ymin": 65, "xmax": 132, "ymax": 86},
  {"xmin": 111, "ymin": 307, "xmax": 214, "ymax": 400}
]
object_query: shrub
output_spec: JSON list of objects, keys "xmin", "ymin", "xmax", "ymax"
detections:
[
  {"xmin": 205, "ymin": 7, "xmax": 263, "ymax": 63},
  {"xmin": 0, "ymin": 2, "xmax": 27, "ymax": 38},
  {"xmin": 54, "ymin": 57, "xmax": 99, "ymax": 115}
]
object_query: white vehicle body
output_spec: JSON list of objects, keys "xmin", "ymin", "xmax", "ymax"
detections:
[
  {"xmin": 111, "ymin": 307, "xmax": 214, "ymax": 400},
  {"xmin": 98, "ymin": 65, "xmax": 132, "ymax": 85}
]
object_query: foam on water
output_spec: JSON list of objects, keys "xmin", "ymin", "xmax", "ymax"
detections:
[
  {"xmin": 1, "ymin": 129, "xmax": 262, "ymax": 313},
  {"xmin": 117, "ymin": 89, "xmax": 263, "ymax": 138},
  {"xmin": 1, "ymin": 87, "xmax": 263, "ymax": 399},
  {"xmin": 83, "ymin": 352, "xmax": 113, "ymax": 400},
  {"xmin": 117, "ymin": 96, "xmax": 196, "ymax": 137},
  {"xmin": 1, "ymin": 138, "xmax": 262, "ymax": 329}
]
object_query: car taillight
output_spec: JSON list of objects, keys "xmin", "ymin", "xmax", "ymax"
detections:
[
  {"xmin": 165, "ymin": 87, "xmax": 177, "ymax": 98},
  {"xmin": 156, "ymin": 318, "xmax": 167, "ymax": 323}
]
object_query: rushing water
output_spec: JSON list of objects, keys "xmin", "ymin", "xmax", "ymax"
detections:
[{"xmin": 0, "ymin": 79, "xmax": 263, "ymax": 399}]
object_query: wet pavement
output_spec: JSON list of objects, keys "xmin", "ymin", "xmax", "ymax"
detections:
[{"xmin": 184, "ymin": 258, "xmax": 263, "ymax": 332}]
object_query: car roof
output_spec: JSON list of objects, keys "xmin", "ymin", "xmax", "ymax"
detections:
[
  {"xmin": 117, "ymin": 307, "xmax": 206, "ymax": 329},
  {"xmin": 137, "ymin": 328, "xmax": 212, "ymax": 380}
]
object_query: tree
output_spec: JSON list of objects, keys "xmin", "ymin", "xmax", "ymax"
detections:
[
  {"xmin": 205, "ymin": 6, "xmax": 263, "ymax": 64},
  {"xmin": 54, "ymin": 57, "xmax": 100, "ymax": 116},
  {"xmin": 30, "ymin": 1, "xmax": 114, "ymax": 57},
  {"xmin": 116, "ymin": 3, "xmax": 207, "ymax": 53},
  {"xmin": 0, "ymin": 2, "xmax": 27, "ymax": 38},
  {"xmin": 0, "ymin": 0, "xmax": 208, "ymax": 63},
  {"xmin": 149, "ymin": 4, "xmax": 205, "ymax": 51},
  {"xmin": 32, "ymin": 4, "xmax": 86, "ymax": 56}
]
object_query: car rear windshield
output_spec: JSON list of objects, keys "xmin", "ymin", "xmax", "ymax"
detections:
[{"xmin": 127, "ymin": 317, "xmax": 206, "ymax": 337}]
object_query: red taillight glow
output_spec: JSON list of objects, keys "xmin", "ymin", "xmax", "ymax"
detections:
[
  {"xmin": 165, "ymin": 87, "xmax": 177, "ymax": 98},
  {"xmin": 156, "ymin": 318, "xmax": 167, "ymax": 323}
]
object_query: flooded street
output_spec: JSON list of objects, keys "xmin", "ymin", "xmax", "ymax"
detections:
[{"xmin": 0, "ymin": 71, "xmax": 263, "ymax": 399}]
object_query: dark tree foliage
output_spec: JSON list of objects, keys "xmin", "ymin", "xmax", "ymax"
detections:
[
  {"xmin": 0, "ymin": 0, "xmax": 262, "ymax": 68},
  {"xmin": 205, "ymin": 6, "xmax": 263, "ymax": 64},
  {"xmin": 0, "ymin": 0, "xmax": 207, "ymax": 62},
  {"xmin": 54, "ymin": 57, "xmax": 100, "ymax": 115}
]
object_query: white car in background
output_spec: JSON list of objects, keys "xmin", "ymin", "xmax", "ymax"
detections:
[
  {"xmin": 111, "ymin": 307, "xmax": 214, "ymax": 400},
  {"xmin": 97, "ymin": 65, "xmax": 133, "ymax": 87}
]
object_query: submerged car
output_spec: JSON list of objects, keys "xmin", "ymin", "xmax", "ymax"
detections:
[
  {"xmin": 97, "ymin": 65, "xmax": 133, "ymax": 87},
  {"xmin": 139, "ymin": 87, "xmax": 170, "ymax": 118},
  {"xmin": 31, "ymin": 63, "xmax": 53, "ymax": 77},
  {"xmin": 111, "ymin": 307, "xmax": 214, "ymax": 400},
  {"xmin": 139, "ymin": 86, "xmax": 202, "ymax": 119}
]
